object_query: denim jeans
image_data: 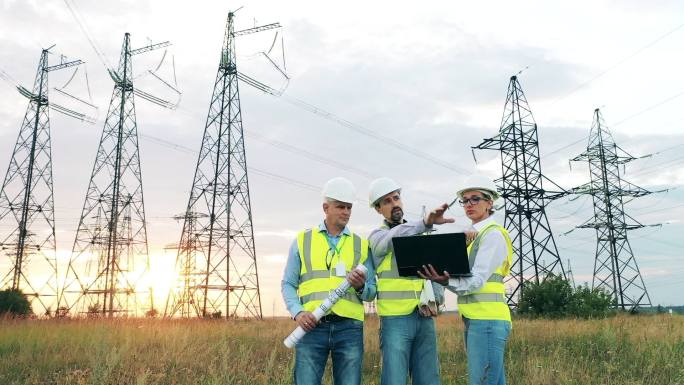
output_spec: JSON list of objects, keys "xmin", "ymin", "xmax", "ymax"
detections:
[
  {"xmin": 294, "ymin": 319, "xmax": 364, "ymax": 385},
  {"xmin": 379, "ymin": 310, "xmax": 440, "ymax": 385},
  {"xmin": 462, "ymin": 317, "xmax": 511, "ymax": 385}
]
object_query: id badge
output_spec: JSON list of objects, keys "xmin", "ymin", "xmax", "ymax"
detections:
[{"xmin": 335, "ymin": 261, "xmax": 346, "ymax": 277}]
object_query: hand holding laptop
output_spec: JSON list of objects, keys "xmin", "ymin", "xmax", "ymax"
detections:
[
  {"xmin": 418, "ymin": 264, "xmax": 450, "ymax": 286},
  {"xmin": 416, "ymin": 229, "xmax": 477, "ymax": 285},
  {"xmin": 465, "ymin": 230, "xmax": 477, "ymax": 245}
]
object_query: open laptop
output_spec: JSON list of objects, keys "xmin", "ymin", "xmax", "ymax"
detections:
[{"xmin": 391, "ymin": 232, "xmax": 471, "ymax": 278}]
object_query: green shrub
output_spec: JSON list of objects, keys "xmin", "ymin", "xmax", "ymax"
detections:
[
  {"xmin": 518, "ymin": 274, "xmax": 615, "ymax": 319},
  {"xmin": 0, "ymin": 289, "xmax": 32, "ymax": 317},
  {"xmin": 517, "ymin": 274, "xmax": 573, "ymax": 318},
  {"xmin": 567, "ymin": 284, "xmax": 615, "ymax": 318}
]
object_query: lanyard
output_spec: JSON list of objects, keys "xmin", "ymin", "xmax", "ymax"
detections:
[{"xmin": 324, "ymin": 233, "xmax": 348, "ymax": 270}]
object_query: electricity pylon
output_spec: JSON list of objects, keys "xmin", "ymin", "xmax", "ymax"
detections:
[
  {"xmin": 570, "ymin": 108, "xmax": 653, "ymax": 311},
  {"xmin": 0, "ymin": 48, "xmax": 84, "ymax": 315},
  {"xmin": 61, "ymin": 33, "xmax": 170, "ymax": 317},
  {"xmin": 472, "ymin": 75, "xmax": 567, "ymax": 307},
  {"xmin": 165, "ymin": 11, "xmax": 278, "ymax": 319}
]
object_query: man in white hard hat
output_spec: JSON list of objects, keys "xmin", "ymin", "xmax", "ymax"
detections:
[
  {"xmin": 281, "ymin": 177, "xmax": 376, "ymax": 385},
  {"xmin": 367, "ymin": 177, "xmax": 458, "ymax": 385}
]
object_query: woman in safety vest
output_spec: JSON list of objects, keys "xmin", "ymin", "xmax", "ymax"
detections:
[{"xmin": 419, "ymin": 175, "xmax": 513, "ymax": 385}]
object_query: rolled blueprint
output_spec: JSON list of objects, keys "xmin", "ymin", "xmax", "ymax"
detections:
[{"xmin": 283, "ymin": 264, "xmax": 368, "ymax": 348}]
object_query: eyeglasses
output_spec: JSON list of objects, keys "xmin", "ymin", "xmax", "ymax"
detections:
[{"xmin": 459, "ymin": 196, "xmax": 485, "ymax": 206}]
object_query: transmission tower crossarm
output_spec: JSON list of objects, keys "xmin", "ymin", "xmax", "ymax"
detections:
[
  {"xmin": 233, "ymin": 22, "xmax": 281, "ymax": 37},
  {"xmin": 16, "ymin": 85, "xmax": 44, "ymax": 101},
  {"xmin": 571, "ymin": 182, "xmax": 593, "ymax": 194},
  {"xmin": 130, "ymin": 41, "xmax": 171, "ymax": 56},
  {"xmin": 578, "ymin": 221, "xmax": 645, "ymax": 230},
  {"xmin": 237, "ymin": 71, "xmax": 281, "ymax": 96},
  {"xmin": 46, "ymin": 59, "xmax": 83, "ymax": 72},
  {"xmin": 541, "ymin": 175, "xmax": 570, "ymax": 198},
  {"xmin": 575, "ymin": 150, "xmax": 638, "ymax": 165},
  {"xmin": 50, "ymin": 103, "xmax": 95, "ymax": 123},
  {"xmin": 570, "ymin": 152, "xmax": 591, "ymax": 162},
  {"xmin": 617, "ymin": 181, "xmax": 652, "ymax": 197},
  {"xmin": 471, "ymin": 137, "xmax": 502, "ymax": 151}
]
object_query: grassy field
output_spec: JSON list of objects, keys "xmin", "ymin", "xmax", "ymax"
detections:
[{"xmin": 1, "ymin": 314, "xmax": 683, "ymax": 385}]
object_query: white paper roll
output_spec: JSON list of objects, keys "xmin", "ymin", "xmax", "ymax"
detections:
[{"xmin": 283, "ymin": 264, "xmax": 368, "ymax": 348}]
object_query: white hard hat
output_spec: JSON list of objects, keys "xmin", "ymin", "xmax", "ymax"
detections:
[
  {"xmin": 368, "ymin": 177, "xmax": 401, "ymax": 207},
  {"xmin": 457, "ymin": 175, "xmax": 500, "ymax": 200},
  {"xmin": 322, "ymin": 177, "xmax": 356, "ymax": 204}
]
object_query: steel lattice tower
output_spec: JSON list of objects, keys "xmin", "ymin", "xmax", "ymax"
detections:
[
  {"xmin": 165, "ymin": 12, "xmax": 270, "ymax": 319},
  {"xmin": 61, "ymin": 34, "xmax": 167, "ymax": 317},
  {"xmin": 0, "ymin": 49, "xmax": 83, "ymax": 315},
  {"xmin": 570, "ymin": 108, "xmax": 652, "ymax": 310},
  {"xmin": 473, "ymin": 75, "xmax": 566, "ymax": 307}
]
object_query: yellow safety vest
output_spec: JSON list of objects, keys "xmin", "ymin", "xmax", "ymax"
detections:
[
  {"xmin": 375, "ymin": 224, "xmax": 425, "ymax": 316},
  {"xmin": 457, "ymin": 221, "xmax": 513, "ymax": 322},
  {"xmin": 297, "ymin": 228, "xmax": 369, "ymax": 321}
]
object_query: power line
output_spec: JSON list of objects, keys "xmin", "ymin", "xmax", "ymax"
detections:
[
  {"xmin": 138, "ymin": 132, "xmax": 322, "ymax": 195},
  {"xmin": 631, "ymin": 201, "xmax": 684, "ymax": 217},
  {"xmin": 541, "ymin": 135, "xmax": 589, "ymax": 158},
  {"xmin": 245, "ymin": 130, "xmax": 375, "ymax": 179},
  {"xmin": 543, "ymin": 21, "xmax": 684, "ymax": 109},
  {"xmin": 613, "ymin": 89, "xmax": 684, "ymax": 127},
  {"xmin": 543, "ymin": 120, "xmax": 684, "ymax": 162},
  {"xmin": 165, "ymin": 102, "xmax": 451, "ymax": 201},
  {"xmin": 278, "ymin": 93, "xmax": 471, "ymax": 175},
  {"xmin": 628, "ymin": 154, "xmax": 684, "ymax": 178},
  {"xmin": 234, "ymin": 72, "xmax": 472, "ymax": 175},
  {"xmin": 550, "ymin": 196, "xmax": 592, "ymax": 220},
  {"xmin": 62, "ymin": 0, "xmax": 112, "ymax": 70}
]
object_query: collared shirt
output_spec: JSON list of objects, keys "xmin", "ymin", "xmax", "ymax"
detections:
[
  {"xmin": 368, "ymin": 219, "xmax": 445, "ymax": 305},
  {"xmin": 281, "ymin": 221, "xmax": 377, "ymax": 319},
  {"xmin": 445, "ymin": 216, "xmax": 507, "ymax": 295}
]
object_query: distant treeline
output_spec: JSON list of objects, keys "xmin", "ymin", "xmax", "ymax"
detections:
[{"xmin": 640, "ymin": 305, "xmax": 684, "ymax": 314}]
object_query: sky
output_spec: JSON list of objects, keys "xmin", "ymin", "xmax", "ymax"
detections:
[{"xmin": 0, "ymin": 0, "xmax": 683, "ymax": 316}]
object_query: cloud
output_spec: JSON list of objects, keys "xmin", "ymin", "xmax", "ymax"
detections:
[{"xmin": 1, "ymin": 0, "xmax": 683, "ymax": 313}]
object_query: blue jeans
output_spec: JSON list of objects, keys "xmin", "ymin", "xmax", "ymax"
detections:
[
  {"xmin": 379, "ymin": 310, "xmax": 440, "ymax": 385},
  {"xmin": 462, "ymin": 317, "xmax": 511, "ymax": 385},
  {"xmin": 294, "ymin": 319, "xmax": 364, "ymax": 385}
]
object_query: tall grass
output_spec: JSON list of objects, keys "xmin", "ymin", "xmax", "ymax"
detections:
[{"xmin": 1, "ymin": 314, "xmax": 683, "ymax": 384}]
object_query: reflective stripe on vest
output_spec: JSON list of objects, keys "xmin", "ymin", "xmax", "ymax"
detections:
[
  {"xmin": 457, "ymin": 293, "xmax": 505, "ymax": 305},
  {"xmin": 300, "ymin": 291, "xmax": 362, "ymax": 304},
  {"xmin": 458, "ymin": 222, "xmax": 513, "ymax": 322},
  {"xmin": 377, "ymin": 290, "xmax": 421, "ymax": 300},
  {"xmin": 375, "ymin": 224, "xmax": 424, "ymax": 316},
  {"xmin": 297, "ymin": 228, "xmax": 368, "ymax": 321},
  {"xmin": 488, "ymin": 273, "xmax": 504, "ymax": 283}
]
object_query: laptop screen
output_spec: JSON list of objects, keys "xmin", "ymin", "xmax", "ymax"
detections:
[{"xmin": 391, "ymin": 232, "xmax": 471, "ymax": 278}]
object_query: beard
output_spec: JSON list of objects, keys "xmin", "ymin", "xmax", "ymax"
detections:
[{"xmin": 390, "ymin": 207, "xmax": 403, "ymax": 223}]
